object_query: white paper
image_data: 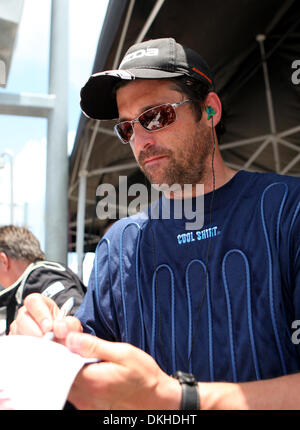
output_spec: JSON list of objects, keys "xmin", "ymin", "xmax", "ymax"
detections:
[{"xmin": 0, "ymin": 335, "xmax": 97, "ymax": 410}]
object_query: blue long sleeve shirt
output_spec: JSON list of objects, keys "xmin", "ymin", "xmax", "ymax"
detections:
[{"xmin": 76, "ymin": 170, "xmax": 300, "ymax": 382}]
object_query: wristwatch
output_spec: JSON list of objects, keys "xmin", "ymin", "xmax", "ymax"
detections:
[{"xmin": 173, "ymin": 371, "xmax": 200, "ymax": 410}]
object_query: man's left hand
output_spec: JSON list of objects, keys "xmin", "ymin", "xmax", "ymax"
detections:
[{"xmin": 66, "ymin": 332, "xmax": 181, "ymax": 410}]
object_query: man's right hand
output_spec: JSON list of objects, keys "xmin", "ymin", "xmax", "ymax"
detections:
[{"xmin": 9, "ymin": 293, "xmax": 82, "ymax": 341}]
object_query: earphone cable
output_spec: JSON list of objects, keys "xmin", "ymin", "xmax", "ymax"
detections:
[
  {"xmin": 147, "ymin": 181, "xmax": 168, "ymax": 372},
  {"xmin": 187, "ymin": 116, "xmax": 216, "ymax": 370},
  {"xmin": 145, "ymin": 114, "xmax": 216, "ymax": 374}
]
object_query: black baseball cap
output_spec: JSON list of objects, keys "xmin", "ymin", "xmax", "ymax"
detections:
[{"xmin": 80, "ymin": 37, "xmax": 215, "ymax": 120}]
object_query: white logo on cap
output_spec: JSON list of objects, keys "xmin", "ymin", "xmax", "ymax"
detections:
[{"xmin": 119, "ymin": 48, "xmax": 159, "ymax": 68}]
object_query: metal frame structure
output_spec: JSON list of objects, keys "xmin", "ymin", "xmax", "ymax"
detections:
[{"xmin": 220, "ymin": 34, "xmax": 300, "ymax": 176}]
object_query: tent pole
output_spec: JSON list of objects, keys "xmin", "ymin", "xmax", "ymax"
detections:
[
  {"xmin": 256, "ymin": 34, "xmax": 280, "ymax": 172},
  {"xmin": 220, "ymin": 134, "xmax": 271, "ymax": 150},
  {"xmin": 135, "ymin": 0, "xmax": 166, "ymax": 43},
  {"xmin": 242, "ymin": 137, "xmax": 271, "ymax": 169},
  {"xmin": 280, "ymin": 152, "xmax": 300, "ymax": 175},
  {"xmin": 278, "ymin": 125, "xmax": 300, "ymax": 139},
  {"xmin": 76, "ymin": 169, "xmax": 87, "ymax": 279},
  {"xmin": 75, "ymin": 119, "xmax": 100, "ymax": 277},
  {"xmin": 278, "ymin": 138, "xmax": 300, "ymax": 153},
  {"xmin": 113, "ymin": 0, "xmax": 136, "ymax": 68}
]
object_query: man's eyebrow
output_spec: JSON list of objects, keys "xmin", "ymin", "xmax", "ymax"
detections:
[{"xmin": 117, "ymin": 103, "xmax": 165, "ymax": 122}]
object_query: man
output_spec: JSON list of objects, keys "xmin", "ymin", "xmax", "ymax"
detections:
[
  {"xmin": 0, "ymin": 225, "xmax": 86, "ymax": 335},
  {"xmin": 12, "ymin": 38, "xmax": 300, "ymax": 409}
]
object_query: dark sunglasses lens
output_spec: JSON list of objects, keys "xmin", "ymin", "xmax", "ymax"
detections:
[
  {"xmin": 139, "ymin": 104, "xmax": 176, "ymax": 131},
  {"xmin": 116, "ymin": 121, "xmax": 133, "ymax": 143}
]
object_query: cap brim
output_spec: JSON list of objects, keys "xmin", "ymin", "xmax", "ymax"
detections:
[{"xmin": 80, "ymin": 68, "xmax": 185, "ymax": 120}]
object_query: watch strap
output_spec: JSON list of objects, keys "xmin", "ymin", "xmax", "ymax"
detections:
[{"xmin": 173, "ymin": 371, "xmax": 199, "ymax": 410}]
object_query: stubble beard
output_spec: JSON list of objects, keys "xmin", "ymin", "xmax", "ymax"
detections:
[{"xmin": 139, "ymin": 124, "xmax": 212, "ymax": 189}]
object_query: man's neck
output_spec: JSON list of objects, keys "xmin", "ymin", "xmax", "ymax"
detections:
[{"xmin": 164, "ymin": 164, "xmax": 237, "ymax": 200}]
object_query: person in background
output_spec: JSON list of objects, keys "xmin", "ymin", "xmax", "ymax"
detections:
[{"xmin": 0, "ymin": 225, "xmax": 86, "ymax": 335}]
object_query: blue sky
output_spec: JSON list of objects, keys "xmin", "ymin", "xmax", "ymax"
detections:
[{"xmin": 0, "ymin": 0, "xmax": 109, "ymax": 275}]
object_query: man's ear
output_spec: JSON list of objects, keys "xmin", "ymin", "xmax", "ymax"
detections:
[
  {"xmin": 203, "ymin": 92, "xmax": 222, "ymax": 127},
  {"xmin": 0, "ymin": 252, "xmax": 9, "ymax": 272}
]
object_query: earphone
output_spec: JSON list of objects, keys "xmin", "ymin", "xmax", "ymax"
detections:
[{"xmin": 205, "ymin": 106, "xmax": 216, "ymax": 120}]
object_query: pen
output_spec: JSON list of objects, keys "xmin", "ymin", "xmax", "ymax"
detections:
[{"xmin": 43, "ymin": 297, "xmax": 75, "ymax": 341}]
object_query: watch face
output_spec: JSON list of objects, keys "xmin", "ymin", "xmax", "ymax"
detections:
[{"xmin": 173, "ymin": 371, "xmax": 197, "ymax": 385}]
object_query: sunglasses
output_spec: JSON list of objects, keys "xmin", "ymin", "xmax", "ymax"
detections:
[{"xmin": 114, "ymin": 100, "xmax": 192, "ymax": 144}]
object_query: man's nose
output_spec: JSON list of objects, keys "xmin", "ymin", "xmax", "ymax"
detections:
[{"xmin": 130, "ymin": 121, "xmax": 156, "ymax": 152}]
